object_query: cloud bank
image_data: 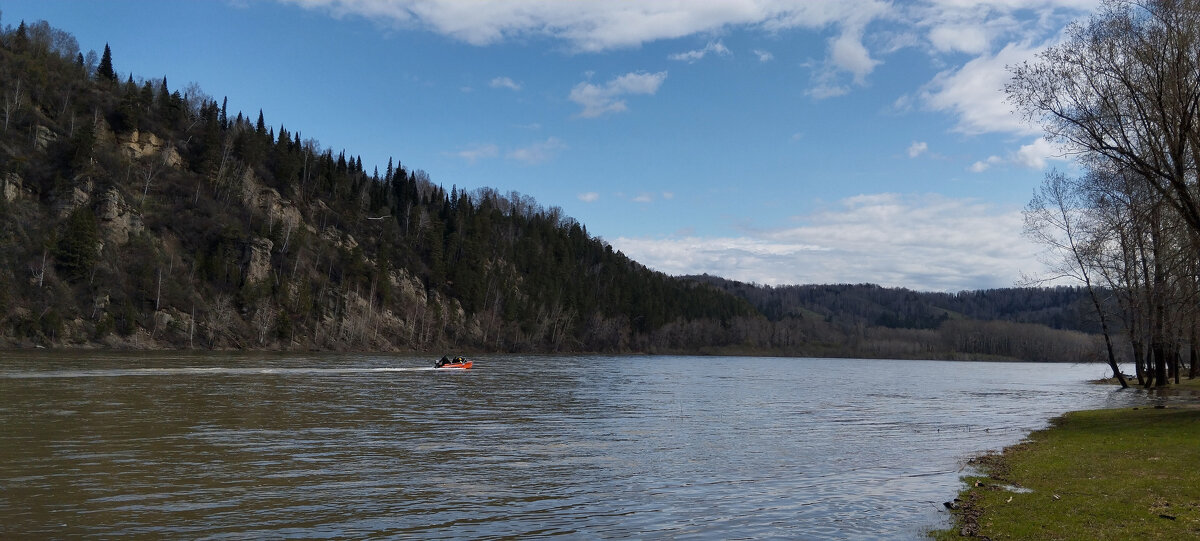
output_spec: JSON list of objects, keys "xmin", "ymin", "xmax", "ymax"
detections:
[
  {"xmin": 283, "ymin": 0, "xmax": 1095, "ymax": 123},
  {"xmin": 611, "ymin": 193, "xmax": 1042, "ymax": 292}
]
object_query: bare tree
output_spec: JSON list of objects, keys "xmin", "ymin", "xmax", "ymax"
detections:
[
  {"xmin": 3, "ymin": 77, "xmax": 20, "ymax": 133},
  {"xmin": 252, "ymin": 301, "xmax": 276, "ymax": 345},
  {"xmin": 1025, "ymin": 170, "xmax": 1129, "ymax": 387},
  {"xmin": 1009, "ymin": 0, "xmax": 1200, "ymax": 243}
]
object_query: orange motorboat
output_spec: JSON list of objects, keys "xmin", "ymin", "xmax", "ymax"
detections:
[{"xmin": 434, "ymin": 356, "xmax": 473, "ymax": 369}]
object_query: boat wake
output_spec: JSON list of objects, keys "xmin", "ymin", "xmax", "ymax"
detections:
[{"xmin": 0, "ymin": 366, "xmax": 444, "ymax": 379}]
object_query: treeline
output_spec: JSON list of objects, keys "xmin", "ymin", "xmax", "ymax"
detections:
[
  {"xmin": 0, "ymin": 18, "xmax": 753, "ymax": 353},
  {"xmin": 687, "ymin": 279, "xmax": 1098, "ymax": 332},
  {"xmin": 677, "ymin": 278, "xmax": 1106, "ymax": 362},
  {"xmin": 1014, "ymin": 0, "xmax": 1200, "ymax": 387}
]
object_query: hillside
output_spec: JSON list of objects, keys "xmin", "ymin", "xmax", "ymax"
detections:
[
  {"xmin": 683, "ymin": 277, "xmax": 1110, "ymax": 363},
  {"xmin": 0, "ymin": 21, "xmax": 755, "ymax": 352},
  {"xmin": 689, "ymin": 278, "xmax": 1099, "ymax": 332},
  {"xmin": 0, "ymin": 20, "xmax": 1110, "ymax": 362}
]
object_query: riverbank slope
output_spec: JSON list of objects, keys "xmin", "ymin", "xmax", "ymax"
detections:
[{"xmin": 934, "ymin": 381, "xmax": 1200, "ymax": 539}]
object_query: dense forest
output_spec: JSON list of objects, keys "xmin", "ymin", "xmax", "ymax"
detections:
[
  {"xmin": 681, "ymin": 278, "xmax": 1109, "ymax": 362},
  {"xmin": 0, "ymin": 18, "xmax": 1121, "ymax": 362}
]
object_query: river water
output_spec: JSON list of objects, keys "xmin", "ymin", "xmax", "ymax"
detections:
[{"xmin": 0, "ymin": 353, "xmax": 1156, "ymax": 539}]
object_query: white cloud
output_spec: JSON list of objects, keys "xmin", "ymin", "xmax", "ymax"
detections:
[
  {"xmin": 507, "ymin": 137, "xmax": 567, "ymax": 164},
  {"xmin": 633, "ymin": 192, "xmax": 654, "ymax": 203},
  {"xmin": 453, "ymin": 143, "xmax": 499, "ymax": 163},
  {"xmin": 283, "ymin": 0, "xmax": 1094, "ymax": 108},
  {"xmin": 968, "ymin": 138, "xmax": 1069, "ymax": 172},
  {"xmin": 806, "ymin": 22, "xmax": 884, "ymax": 99},
  {"xmin": 907, "ymin": 141, "xmax": 928, "ymax": 158},
  {"xmin": 969, "ymin": 156, "xmax": 1003, "ymax": 173},
  {"xmin": 282, "ymin": 0, "xmax": 895, "ymax": 99},
  {"xmin": 283, "ymin": 0, "xmax": 891, "ymax": 52},
  {"xmin": 489, "ymin": 76, "xmax": 522, "ymax": 91},
  {"xmin": 928, "ymin": 24, "xmax": 992, "ymax": 55},
  {"xmin": 911, "ymin": 0, "xmax": 1096, "ymax": 54},
  {"xmin": 669, "ymin": 40, "xmax": 731, "ymax": 62},
  {"xmin": 578, "ymin": 192, "xmax": 600, "ymax": 202},
  {"xmin": 1014, "ymin": 137, "xmax": 1067, "ymax": 169},
  {"xmin": 753, "ymin": 49, "xmax": 774, "ymax": 62},
  {"xmin": 829, "ymin": 26, "xmax": 879, "ymax": 84},
  {"xmin": 569, "ymin": 71, "xmax": 668, "ymax": 118},
  {"xmin": 662, "ymin": 191, "xmax": 675, "ymax": 200},
  {"xmin": 612, "ymin": 193, "xmax": 1043, "ymax": 291},
  {"xmin": 921, "ymin": 41, "xmax": 1044, "ymax": 135}
]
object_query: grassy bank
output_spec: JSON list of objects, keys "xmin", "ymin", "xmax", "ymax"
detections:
[{"xmin": 934, "ymin": 404, "xmax": 1200, "ymax": 539}]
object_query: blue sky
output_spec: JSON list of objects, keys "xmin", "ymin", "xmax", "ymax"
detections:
[{"xmin": 1, "ymin": 0, "xmax": 1098, "ymax": 291}]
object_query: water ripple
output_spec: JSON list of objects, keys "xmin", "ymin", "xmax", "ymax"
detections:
[{"xmin": 0, "ymin": 353, "xmax": 1162, "ymax": 539}]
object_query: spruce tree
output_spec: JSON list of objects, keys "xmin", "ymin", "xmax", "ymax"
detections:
[
  {"xmin": 54, "ymin": 207, "xmax": 101, "ymax": 282},
  {"xmin": 97, "ymin": 43, "xmax": 116, "ymax": 82},
  {"xmin": 13, "ymin": 21, "xmax": 28, "ymax": 52}
]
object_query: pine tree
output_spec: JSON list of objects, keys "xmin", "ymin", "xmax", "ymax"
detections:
[
  {"xmin": 97, "ymin": 43, "xmax": 116, "ymax": 82},
  {"xmin": 54, "ymin": 207, "xmax": 101, "ymax": 282},
  {"xmin": 13, "ymin": 21, "xmax": 28, "ymax": 53}
]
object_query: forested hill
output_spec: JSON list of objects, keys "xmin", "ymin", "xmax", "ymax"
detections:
[
  {"xmin": 0, "ymin": 21, "xmax": 754, "ymax": 352},
  {"xmin": 0, "ymin": 20, "xmax": 1106, "ymax": 361},
  {"xmin": 686, "ymin": 277, "xmax": 1098, "ymax": 333},
  {"xmin": 681, "ymin": 277, "xmax": 1107, "ymax": 363}
]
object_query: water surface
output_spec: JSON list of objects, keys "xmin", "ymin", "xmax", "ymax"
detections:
[{"xmin": 0, "ymin": 353, "xmax": 1152, "ymax": 539}]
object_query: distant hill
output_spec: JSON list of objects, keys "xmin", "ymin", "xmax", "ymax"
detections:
[
  {"xmin": 0, "ymin": 19, "xmax": 1108, "ymax": 362},
  {"xmin": 681, "ymin": 277, "xmax": 1108, "ymax": 363},
  {"xmin": 687, "ymin": 277, "xmax": 1099, "ymax": 332}
]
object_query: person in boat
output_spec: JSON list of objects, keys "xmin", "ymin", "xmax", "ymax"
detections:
[{"xmin": 435, "ymin": 355, "xmax": 467, "ymax": 368}]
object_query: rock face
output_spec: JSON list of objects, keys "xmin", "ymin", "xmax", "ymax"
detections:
[
  {"xmin": 244, "ymin": 237, "xmax": 274, "ymax": 286},
  {"xmin": 95, "ymin": 188, "xmax": 143, "ymax": 245},
  {"xmin": 237, "ymin": 167, "xmax": 302, "ymax": 234},
  {"xmin": 389, "ymin": 267, "xmax": 428, "ymax": 307},
  {"xmin": 52, "ymin": 178, "xmax": 93, "ymax": 218},
  {"xmin": 118, "ymin": 130, "xmax": 183, "ymax": 168},
  {"xmin": 33, "ymin": 125, "xmax": 57, "ymax": 151},
  {"xmin": 1, "ymin": 172, "xmax": 25, "ymax": 202}
]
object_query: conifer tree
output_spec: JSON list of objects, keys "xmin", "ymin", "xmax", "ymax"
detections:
[
  {"xmin": 13, "ymin": 21, "xmax": 28, "ymax": 52},
  {"xmin": 97, "ymin": 43, "xmax": 116, "ymax": 82},
  {"xmin": 54, "ymin": 207, "xmax": 101, "ymax": 282}
]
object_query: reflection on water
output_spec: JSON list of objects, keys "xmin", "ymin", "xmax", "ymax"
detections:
[{"xmin": 0, "ymin": 352, "xmax": 1158, "ymax": 539}]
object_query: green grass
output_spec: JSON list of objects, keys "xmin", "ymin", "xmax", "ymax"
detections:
[{"xmin": 933, "ymin": 405, "xmax": 1200, "ymax": 540}]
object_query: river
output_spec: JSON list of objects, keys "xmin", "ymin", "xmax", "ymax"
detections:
[{"xmin": 0, "ymin": 353, "xmax": 1155, "ymax": 539}]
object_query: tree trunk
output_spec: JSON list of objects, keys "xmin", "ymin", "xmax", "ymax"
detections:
[
  {"xmin": 1087, "ymin": 287, "xmax": 1128, "ymax": 388},
  {"xmin": 1133, "ymin": 340, "xmax": 1148, "ymax": 387}
]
